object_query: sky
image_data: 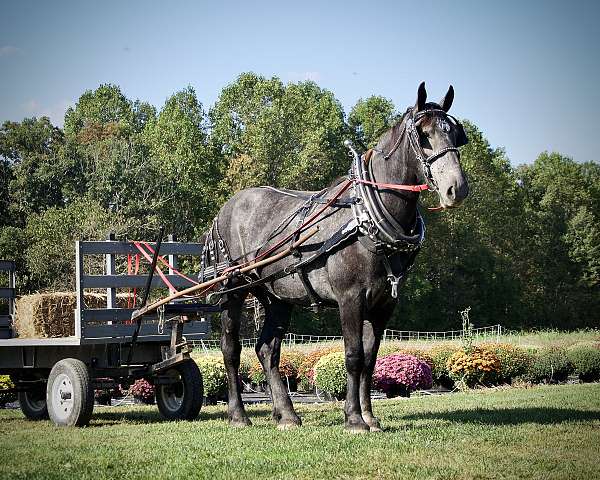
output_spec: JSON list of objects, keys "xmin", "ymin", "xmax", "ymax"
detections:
[{"xmin": 1, "ymin": 0, "xmax": 599, "ymax": 165}]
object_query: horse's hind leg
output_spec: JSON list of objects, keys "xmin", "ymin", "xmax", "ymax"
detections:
[
  {"xmin": 220, "ymin": 293, "xmax": 251, "ymax": 427},
  {"xmin": 255, "ymin": 297, "xmax": 301, "ymax": 429}
]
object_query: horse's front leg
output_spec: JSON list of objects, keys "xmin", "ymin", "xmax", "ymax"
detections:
[
  {"xmin": 339, "ymin": 299, "xmax": 370, "ymax": 433},
  {"xmin": 360, "ymin": 304, "xmax": 393, "ymax": 432}
]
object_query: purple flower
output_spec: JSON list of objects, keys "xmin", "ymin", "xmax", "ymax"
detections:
[{"xmin": 373, "ymin": 354, "xmax": 433, "ymax": 393}]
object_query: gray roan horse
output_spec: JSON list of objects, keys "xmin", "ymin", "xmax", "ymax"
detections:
[{"xmin": 202, "ymin": 82, "xmax": 469, "ymax": 432}]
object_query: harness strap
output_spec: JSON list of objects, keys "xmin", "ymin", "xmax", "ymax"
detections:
[{"xmin": 133, "ymin": 242, "xmax": 178, "ymax": 294}]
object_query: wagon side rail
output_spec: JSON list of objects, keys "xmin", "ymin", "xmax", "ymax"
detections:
[
  {"xmin": 75, "ymin": 236, "xmax": 212, "ymax": 343},
  {"xmin": 0, "ymin": 260, "xmax": 16, "ymax": 339}
]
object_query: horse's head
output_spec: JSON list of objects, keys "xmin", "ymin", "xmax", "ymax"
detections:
[{"xmin": 411, "ymin": 82, "xmax": 469, "ymax": 208}]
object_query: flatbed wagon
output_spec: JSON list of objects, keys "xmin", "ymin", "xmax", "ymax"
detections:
[{"xmin": 0, "ymin": 237, "xmax": 217, "ymax": 427}]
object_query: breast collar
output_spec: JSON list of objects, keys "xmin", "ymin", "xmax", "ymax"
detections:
[{"xmin": 349, "ymin": 151, "xmax": 425, "ymax": 253}]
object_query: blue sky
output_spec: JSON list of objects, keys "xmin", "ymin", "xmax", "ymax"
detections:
[{"xmin": 1, "ymin": 0, "xmax": 598, "ymax": 165}]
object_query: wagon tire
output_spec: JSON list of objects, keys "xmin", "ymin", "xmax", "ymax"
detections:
[
  {"xmin": 46, "ymin": 358, "xmax": 94, "ymax": 427},
  {"xmin": 156, "ymin": 359, "xmax": 203, "ymax": 421},
  {"xmin": 18, "ymin": 390, "xmax": 49, "ymax": 420}
]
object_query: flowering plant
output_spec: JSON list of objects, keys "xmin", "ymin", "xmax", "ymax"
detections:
[
  {"xmin": 131, "ymin": 378, "xmax": 155, "ymax": 403},
  {"xmin": 373, "ymin": 354, "xmax": 433, "ymax": 396},
  {"xmin": 446, "ymin": 346, "xmax": 501, "ymax": 387},
  {"xmin": 481, "ymin": 343, "xmax": 532, "ymax": 383},
  {"xmin": 313, "ymin": 351, "xmax": 347, "ymax": 399},
  {"xmin": 298, "ymin": 346, "xmax": 342, "ymax": 386},
  {"xmin": 0, "ymin": 375, "xmax": 16, "ymax": 407}
]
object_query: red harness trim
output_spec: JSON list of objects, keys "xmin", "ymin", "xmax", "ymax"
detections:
[
  {"xmin": 140, "ymin": 241, "xmax": 199, "ymax": 286},
  {"xmin": 133, "ymin": 241, "xmax": 178, "ymax": 294},
  {"xmin": 353, "ymin": 178, "xmax": 429, "ymax": 192}
]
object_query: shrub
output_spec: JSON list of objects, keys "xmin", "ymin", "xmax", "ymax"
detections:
[
  {"xmin": 373, "ymin": 354, "xmax": 432, "ymax": 397},
  {"xmin": 482, "ymin": 343, "xmax": 533, "ymax": 383},
  {"xmin": 313, "ymin": 351, "xmax": 347, "ymax": 399},
  {"xmin": 196, "ymin": 356, "xmax": 228, "ymax": 399},
  {"xmin": 429, "ymin": 344, "xmax": 461, "ymax": 388},
  {"xmin": 524, "ymin": 348, "xmax": 574, "ymax": 384},
  {"xmin": 249, "ymin": 352, "xmax": 299, "ymax": 388},
  {"xmin": 283, "ymin": 350, "xmax": 307, "ymax": 377},
  {"xmin": 0, "ymin": 375, "xmax": 16, "ymax": 407},
  {"xmin": 239, "ymin": 350, "xmax": 254, "ymax": 383},
  {"xmin": 447, "ymin": 346, "xmax": 501, "ymax": 388},
  {"xmin": 298, "ymin": 346, "xmax": 342, "ymax": 387},
  {"xmin": 131, "ymin": 379, "xmax": 155, "ymax": 403},
  {"xmin": 567, "ymin": 345, "xmax": 600, "ymax": 382}
]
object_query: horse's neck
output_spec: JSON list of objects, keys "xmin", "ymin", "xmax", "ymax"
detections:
[{"xmin": 371, "ymin": 129, "xmax": 419, "ymax": 228}]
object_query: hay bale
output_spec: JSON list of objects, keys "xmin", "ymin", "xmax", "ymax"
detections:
[{"xmin": 14, "ymin": 292, "xmax": 128, "ymax": 338}]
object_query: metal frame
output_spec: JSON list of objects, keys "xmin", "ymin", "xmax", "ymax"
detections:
[{"xmin": 0, "ymin": 260, "xmax": 16, "ymax": 339}]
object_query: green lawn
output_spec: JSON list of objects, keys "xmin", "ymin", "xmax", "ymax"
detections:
[{"xmin": 1, "ymin": 383, "xmax": 599, "ymax": 480}]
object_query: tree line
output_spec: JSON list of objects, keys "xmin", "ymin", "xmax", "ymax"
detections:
[{"xmin": 0, "ymin": 72, "xmax": 598, "ymax": 332}]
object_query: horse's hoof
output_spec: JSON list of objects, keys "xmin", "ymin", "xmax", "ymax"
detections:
[
  {"xmin": 229, "ymin": 416, "xmax": 252, "ymax": 428},
  {"xmin": 363, "ymin": 416, "xmax": 383, "ymax": 432},
  {"xmin": 277, "ymin": 416, "xmax": 302, "ymax": 430},
  {"xmin": 345, "ymin": 420, "xmax": 370, "ymax": 434},
  {"xmin": 346, "ymin": 424, "xmax": 371, "ymax": 434}
]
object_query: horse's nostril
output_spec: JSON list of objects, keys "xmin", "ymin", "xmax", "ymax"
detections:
[{"xmin": 447, "ymin": 185, "xmax": 456, "ymax": 200}]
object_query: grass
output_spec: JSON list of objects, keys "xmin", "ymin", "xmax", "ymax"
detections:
[{"xmin": 1, "ymin": 383, "xmax": 599, "ymax": 479}]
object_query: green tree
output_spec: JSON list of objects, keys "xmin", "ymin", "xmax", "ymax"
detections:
[
  {"xmin": 348, "ymin": 96, "xmax": 396, "ymax": 148},
  {"xmin": 0, "ymin": 117, "xmax": 66, "ymax": 225},
  {"xmin": 64, "ymin": 84, "xmax": 137, "ymax": 139},
  {"xmin": 515, "ymin": 153, "xmax": 600, "ymax": 327},
  {"xmin": 210, "ymin": 72, "xmax": 348, "ymax": 193},
  {"xmin": 143, "ymin": 86, "xmax": 219, "ymax": 237}
]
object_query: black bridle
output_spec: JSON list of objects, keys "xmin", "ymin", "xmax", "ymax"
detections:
[{"xmin": 377, "ymin": 107, "xmax": 467, "ymax": 192}]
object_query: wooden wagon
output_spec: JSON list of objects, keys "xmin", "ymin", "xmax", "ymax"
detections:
[{"xmin": 0, "ymin": 237, "xmax": 216, "ymax": 426}]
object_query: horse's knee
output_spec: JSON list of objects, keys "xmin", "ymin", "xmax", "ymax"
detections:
[{"xmin": 345, "ymin": 350, "xmax": 364, "ymax": 375}]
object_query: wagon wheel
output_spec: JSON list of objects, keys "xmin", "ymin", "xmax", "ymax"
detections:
[
  {"xmin": 156, "ymin": 359, "xmax": 203, "ymax": 421},
  {"xmin": 46, "ymin": 358, "xmax": 94, "ymax": 427},
  {"xmin": 18, "ymin": 389, "xmax": 49, "ymax": 420}
]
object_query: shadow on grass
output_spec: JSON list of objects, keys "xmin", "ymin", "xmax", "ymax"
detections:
[
  {"xmin": 402, "ymin": 407, "xmax": 600, "ymax": 426},
  {"xmin": 91, "ymin": 405, "xmax": 274, "ymax": 426}
]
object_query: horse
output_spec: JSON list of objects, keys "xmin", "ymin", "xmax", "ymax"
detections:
[{"xmin": 206, "ymin": 82, "xmax": 469, "ymax": 432}]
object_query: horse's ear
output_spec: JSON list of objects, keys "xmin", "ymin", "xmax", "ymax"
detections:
[
  {"xmin": 415, "ymin": 82, "xmax": 427, "ymax": 111},
  {"xmin": 440, "ymin": 85, "xmax": 454, "ymax": 112}
]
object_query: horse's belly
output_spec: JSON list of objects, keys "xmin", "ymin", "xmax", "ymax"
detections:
[{"xmin": 267, "ymin": 266, "xmax": 336, "ymax": 306}]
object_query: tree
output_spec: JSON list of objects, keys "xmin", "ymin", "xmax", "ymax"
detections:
[
  {"xmin": 210, "ymin": 73, "xmax": 348, "ymax": 194},
  {"xmin": 348, "ymin": 96, "xmax": 396, "ymax": 148},
  {"xmin": 514, "ymin": 153, "xmax": 600, "ymax": 327},
  {"xmin": 24, "ymin": 198, "xmax": 130, "ymax": 291},
  {"xmin": 64, "ymin": 84, "xmax": 137, "ymax": 139},
  {"xmin": 143, "ymin": 86, "xmax": 219, "ymax": 237},
  {"xmin": 0, "ymin": 117, "xmax": 66, "ymax": 225}
]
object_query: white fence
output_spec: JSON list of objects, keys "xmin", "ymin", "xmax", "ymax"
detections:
[{"xmin": 190, "ymin": 324, "xmax": 504, "ymax": 351}]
